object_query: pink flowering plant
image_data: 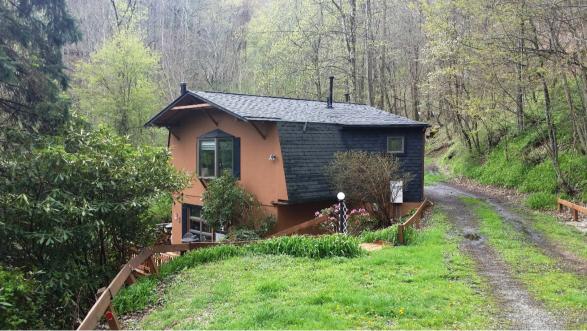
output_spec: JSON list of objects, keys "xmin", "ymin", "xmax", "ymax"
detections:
[{"xmin": 316, "ymin": 205, "xmax": 377, "ymax": 235}]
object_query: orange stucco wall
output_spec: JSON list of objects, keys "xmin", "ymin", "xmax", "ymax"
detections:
[{"xmin": 169, "ymin": 109, "xmax": 288, "ymax": 243}]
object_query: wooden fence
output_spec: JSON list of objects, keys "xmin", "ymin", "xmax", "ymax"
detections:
[
  {"xmin": 397, "ymin": 199, "xmax": 433, "ymax": 244},
  {"xmin": 557, "ymin": 198, "xmax": 587, "ymax": 222},
  {"xmin": 270, "ymin": 214, "xmax": 329, "ymax": 237},
  {"xmin": 77, "ymin": 242, "xmax": 244, "ymax": 330}
]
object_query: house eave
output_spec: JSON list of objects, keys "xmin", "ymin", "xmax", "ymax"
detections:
[{"xmin": 144, "ymin": 91, "xmax": 249, "ymax": 128}]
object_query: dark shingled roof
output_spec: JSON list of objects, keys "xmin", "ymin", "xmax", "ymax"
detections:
[{"xmin": 147, "ymin": 91, "xmax": 427, "ymax": 127}]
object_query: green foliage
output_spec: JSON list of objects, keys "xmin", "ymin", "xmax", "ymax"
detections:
[
  {"xmin": 327, "ymin": 151, "xmax": 412, "ymax": 224},
  {"xmin": 529, "ymin": 213, "xmax": 587, "ymax": 260},
  {"xmin": 201, "ymin": 172, "xmax": 251, "ymax": 230},
  {"xmin": 0, "ymin": 0, "xmax": 79, "ymax": 134},
  {"xmin": 443, "ymin": 131, "xmax": 587, "ymax": 204},
  {"xmin": 201, "ymin": 172, "xmax": 275, "ymax": 234},
  {"xmin": 317, "ymin": 205, "xmax": 378, "ymax": 235},
  {"xmin": 0, "ymin": 123, "xmax": 188, "ymax": 328},
  {"xmin": 520, "ymin": 161, "xmax": 558, "ymax": 193},
  {"xmin": 112, "ymin": 277, "xmax": 159, "ymax": 315},
  {"xmin": 226, "ymin": 228, "xmax": 262, "ymax": 241},
  {"xmin": 138, "ymin": 210, "xmax": 496, "ymax": 329},
  {"xmin": 0, "ymin": 268, "xmax": 41, "ymax": 329},
  {"xmin": 525, "ymin": 192, "xmax": 557, "ymax": 210},
  {"xmin": 359, "ymin": 225, "xmax": 399, "ymax": 245},
  {"xmin": 140, "ymin": 193, "xmax": 173, "ymax": 225},
  {"xmin": 464, "ymin": 197, "xmax": 587, "ymax": 324},
  {"xmin": 250, "ymin": 234, "xmax": 363, "ymax": 259},
  {"xmin": 114, "ymin": 234, "xmax": 363, "ymax": 314},
  {"xmin": 424, "ymin": 171, "xmax": 446, "ymax": 185},
  {"xmin": 359, "ymin": 224, "xmax": 417, "ymax": 245},
  {"xmin": 71, "ymin": 29, "xmax": 163, "ymax": 144},
  {"xmin": 161, "ymin": 245, "xmax": 245, "ymax": 278}
]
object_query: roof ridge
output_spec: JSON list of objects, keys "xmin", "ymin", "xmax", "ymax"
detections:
[{"xmin": 196, "ymin": 90, "xmax": 369, "ymax": 106}]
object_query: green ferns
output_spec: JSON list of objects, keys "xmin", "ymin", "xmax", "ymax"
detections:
[{"xmin": 251, "ymin": 234, "xmax": 363, "ymax": 259}]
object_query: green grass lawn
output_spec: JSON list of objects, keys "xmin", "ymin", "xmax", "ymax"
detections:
[
  {"xmin": 424, "ymin": 171, "xmax": 445, "ymax": 186},
  {"xmin": 463, "ymin": 197, "xmax": 587, "ymax": 328},
  {"xmin": 138, "ymin": 212, "xmax": 496, "ymax": 329},
  {"xmin": 527, "ymin": 212, "xmax": 587, "ymax": 260}
]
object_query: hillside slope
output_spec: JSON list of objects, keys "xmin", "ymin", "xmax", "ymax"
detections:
[{"xmin": 435, "ymin": 129, "xmax": 587, "ymax": 210}]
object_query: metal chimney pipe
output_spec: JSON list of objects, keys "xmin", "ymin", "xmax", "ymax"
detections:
[
  {"xmin": 327, "ymin": 76, "xmax": 334, "ymax": 108},
  {"xmin": 180, "ymin": 82, "xmax": 187, "ymax": 95}
]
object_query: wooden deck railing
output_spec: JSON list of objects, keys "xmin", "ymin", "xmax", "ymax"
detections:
[
  {"xmin": 557, "ymin": 198, "xmax": 587, "ymax": 222},
  {"xmin": 77, "ymin": 242, "xmax": 243, "ymax": 330},
  {"xmin": 397, "ymin": 199, "xmax": 433, "ymax": 244}
]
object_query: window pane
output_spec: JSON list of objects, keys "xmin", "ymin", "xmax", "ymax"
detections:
[
  {"xmin": 217, "ymin": 138, "xmax": 233, "ymax": 176},
  {"xmin": 387, "ymin": 137, "xmax": 403, "ymax": 153},
  {"xmin": 199, "ymin": 140, "xmax": 215, "ymax": 177}
]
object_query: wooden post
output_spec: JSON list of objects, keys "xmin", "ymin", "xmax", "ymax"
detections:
[
  {"xmin": 573, "ymin": 209, "xmax": 579, "ymax": 222},
  {"xmin": 144, "ymin": 256, "xmax": 159, "ymax": 276},
  {"xmin": 103, "ymin": 304, "xmax": 121, "ymax": 330},
  {"xmin": 125, "ymin": 273, "xmax": 136, "ymax": 285},
  {"xmin": 398, "ymin": 224, "xmax": 404, "ymax": 245},
  {"xmin": 558, "ymin": 202, "xmax": 563, "ymax": 212},
  {"xmin": 96, "ymin": 288, "xmax": 121, "ymax": 330}
]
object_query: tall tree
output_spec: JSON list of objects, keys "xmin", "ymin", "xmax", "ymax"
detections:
[
  {"xmin": 71, "ymin": 29, "xmax": 163, "ymax": 144},
  {"xmin": 0, "ymin": 0, "xmax": 79, "ymax": 136}
]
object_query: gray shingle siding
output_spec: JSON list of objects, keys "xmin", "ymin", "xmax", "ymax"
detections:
[{"xmin": 278, "ymin": 122, "xmax": 425, "ymax": 203}]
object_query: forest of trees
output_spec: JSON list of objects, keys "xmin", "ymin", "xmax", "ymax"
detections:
[
  {"xmin": 66, "ymin": 0, "xmax": 587, "ymax": 190},
  {"xmin": 1, "ymin": 0, "xmax": 586, "ymax": 328}
]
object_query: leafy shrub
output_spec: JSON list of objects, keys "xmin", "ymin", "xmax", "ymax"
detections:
[
  {"xmin": 226, "ymin": 228, "xmax": 261, "ymax": 241},
  {"xmin": 327, "ymin": 151, "xmax": 412, "ymax": 224},
  {"xmin": 202, "ymin": 172, "xmax": 250, "ymax": 230},
  {"xmin": 525, "ymin": 192, "xmax": 557, "ymax": 210},
  {"xmin": 250, "ymin": 234, "xmax": 363, "ymax": 259},
  {"xmin": 202, "ymin": 172, "xmax": 275, "ymax": 234},
  {"xmin": 359, "ymin": 224, "xmax": 418, "ymax": 245},
  {"xmin": 0, "ymin": 268, "xmax": 42, "ymax": 329},
  {"xmin": 140, "ymin": 193, "xmax": 173, "ymax": 224},
  {"xmin": 0, "ymin": 126, "xmax": 189, "ymax": 328},
  {"xmin": 316, "ymin": 205, "xmax": 378, "ymax": 235},
  {"xmin": 360, "ymin": 225, "xmax": 399, "ymax": 244}
]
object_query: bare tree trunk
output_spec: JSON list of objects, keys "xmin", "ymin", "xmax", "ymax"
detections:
[
  {"xmin": 539, "ymin": 70, "xmax": 571, "ymax": 193},
  {"xmin": 364, "ymin": 0, "xmax": 375, "ymax": 106},
  {"xmin": 562, "ymin": 72, "xmax": 579, "ymax": 150},
  {"xmin": 516, "ymin": 19, "xmax": 525, "ymax": 132}
]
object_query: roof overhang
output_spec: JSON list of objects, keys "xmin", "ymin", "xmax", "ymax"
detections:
[
  {"xmin": 144, "ymin": 91, "xmax": 248, "ymax": 128},
  {"xmin": 340, "ymin": 123, "xmax": 430, "ymax": 129}
]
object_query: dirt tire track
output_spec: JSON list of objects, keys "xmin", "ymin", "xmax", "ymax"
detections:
[
  {"xmin": 427, "ymin": 183, "xmax": 563, "ymax": 329},
  {"xmin": 447, "ymin": 181, "xmax": 587, "ymax": 276}
]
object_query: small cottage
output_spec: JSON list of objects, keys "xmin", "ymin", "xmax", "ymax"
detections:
[{"xmin": 146, "ymin": 82, "xmax": 428, "ymax": 244}]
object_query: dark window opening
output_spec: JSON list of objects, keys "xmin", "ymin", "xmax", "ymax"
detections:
[
  {"xmin": 182, "ymin": 204, "xmax": 226, "ymax": 243},
  {"xmin": 198, "ymin": 137, "xmax": 234, "ymax": 178},
  {"xmin": 387, "ymin": 136, "xmax": 404, "ymax": 154}
]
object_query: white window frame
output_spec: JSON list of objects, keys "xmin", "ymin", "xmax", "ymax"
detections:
[{"xmin": 387, "ymin": 136, "xmax": 404, "ymax": 154}]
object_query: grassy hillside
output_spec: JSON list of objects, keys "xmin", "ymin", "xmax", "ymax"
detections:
[
  {"xmin": 436, "ymin": 129, "xmax": 587, "ymax": 210},
  {"xmin": 128, "ymin": 212, "xmax": 498, "ymax": 329}
]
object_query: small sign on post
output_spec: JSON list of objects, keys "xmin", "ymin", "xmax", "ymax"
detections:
[{"xmin": 390, "ymin": 181, "xmax": 403, "ymax": 203}]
